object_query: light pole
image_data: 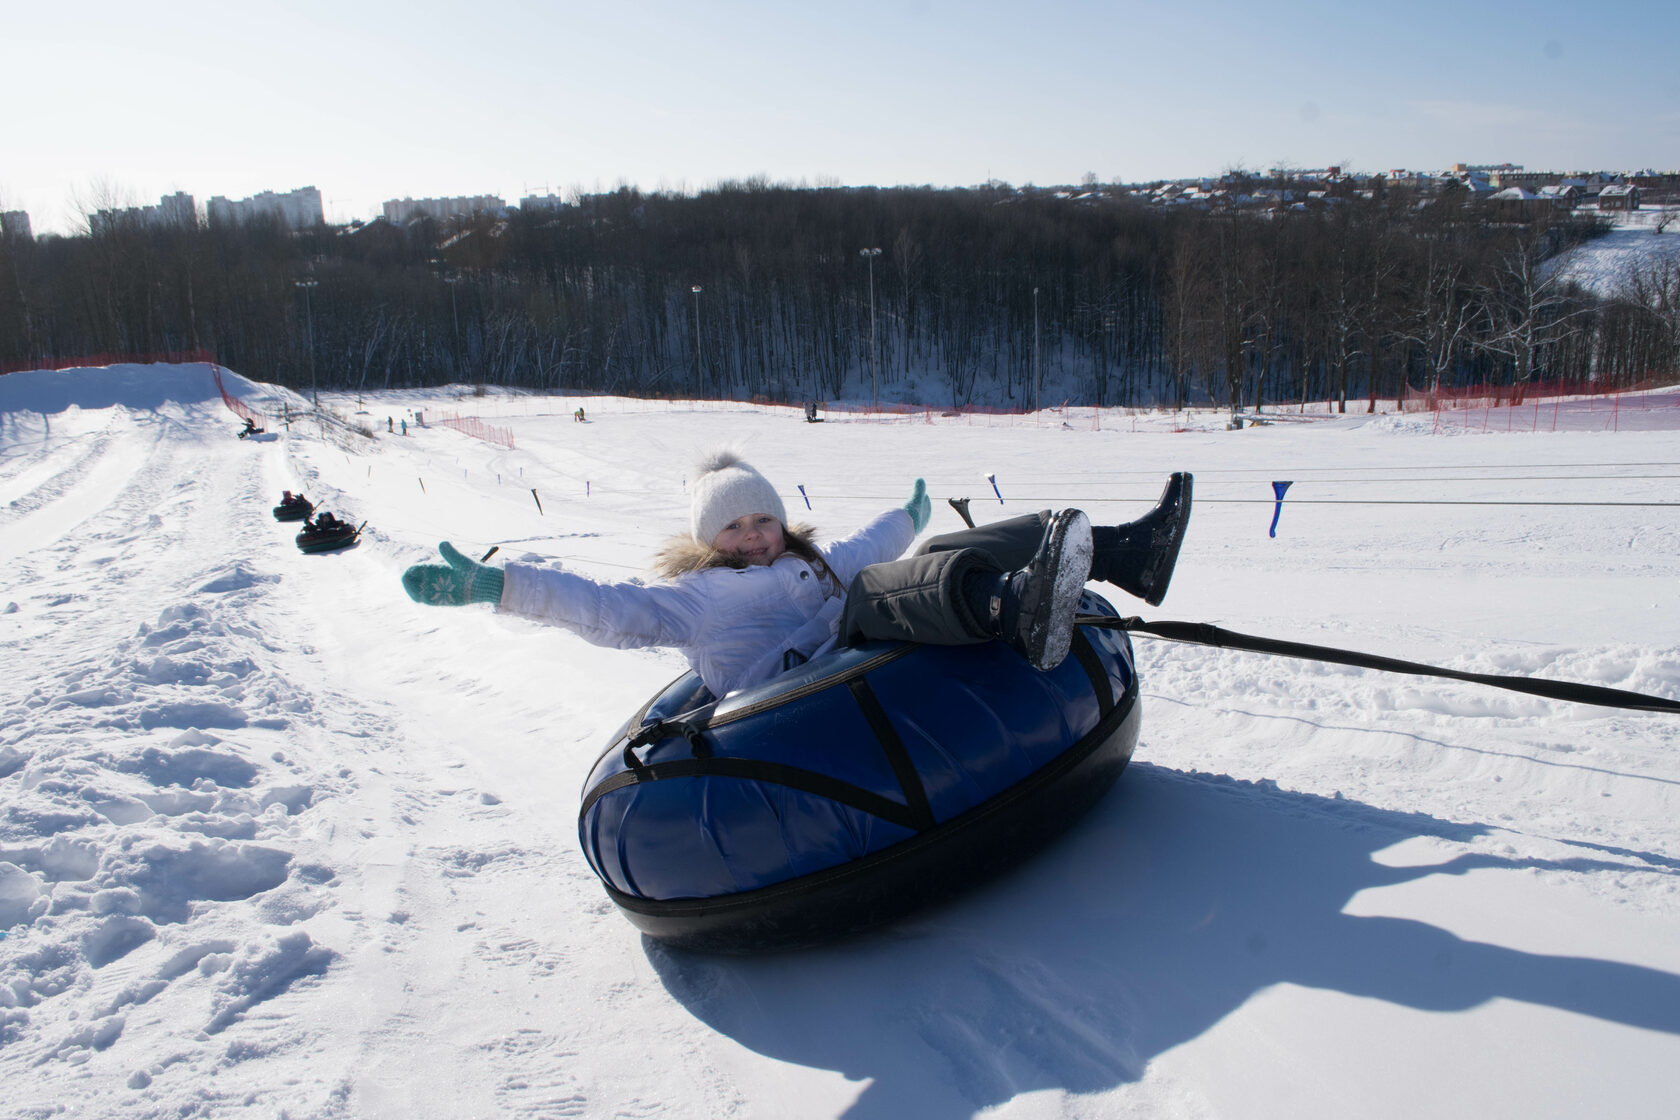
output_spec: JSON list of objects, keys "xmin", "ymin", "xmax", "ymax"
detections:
[
  {"xmin": 691, "ymin": 285, "xmax": 704, "ymax": 393},
  {"xmin": 444, "ymin": 274, "xmax": 462, "ymax": 382},
  {"xmin": 295, "ymin": 279, "xmax": 318, "ymax": 406},
  {"xmin": 1032, "ymin": 285, "xmax": 1040, "ymax": 413},
  {"xmin": 860, "ymin": 247, "xmax": 881, "ymax": 407}
]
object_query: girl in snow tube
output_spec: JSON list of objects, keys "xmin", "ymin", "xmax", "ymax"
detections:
[
  {"xmin": 578, "ymin": 587, "xmax": 1142, "ymax": 950},
  {"xmin": 401, "ymin": 451, "xmax": 1192, "ymax": 944}
]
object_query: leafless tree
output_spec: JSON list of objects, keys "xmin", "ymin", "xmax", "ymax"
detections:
[
  {"xmin": 1395, "ymin": 245, "xmax": 1478, "ymax": 397},
  {"xmin": 1474, "ymin": 228, "xmax": 1597, "ymax": 400},
  {"xmin": 1611, "ymin": 258, "xmax": 1680, "ymax": 380},
  {"xmin": 1163, "ymin": 224, "xmax": 1214, "ymax": 411}
]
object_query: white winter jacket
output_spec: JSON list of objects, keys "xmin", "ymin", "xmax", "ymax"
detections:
[{"xmin": 498, "ymin": 510, "xmax": 917, "ymax": 697}]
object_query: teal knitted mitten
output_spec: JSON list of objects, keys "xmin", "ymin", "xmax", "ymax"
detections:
[
  {"xmin": 402, "ymin": 542, "xmax": 506, "ymax": 606},
  {"xmin": 901, "ymin": 478, "xmax": 931, "ymax": 533}
]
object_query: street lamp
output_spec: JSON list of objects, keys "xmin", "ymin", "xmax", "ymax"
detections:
[
  {"xmin": 295, "ymin": 279, "xmax": 318, "ymax": 406},
  {"xmin": 443, "ymin": 274, "xmax": 462, "ymax": 382},
  {"xmin": 691, "ymin": 285, "xmax": 704, "ymax": 393},
  {"xmin": 1032, "ymin": 285, "xmax": 1040, "ymax": 413},
  {"xmin": 860, "ymin": 248, "xmax": 881, "ymax": 407}
]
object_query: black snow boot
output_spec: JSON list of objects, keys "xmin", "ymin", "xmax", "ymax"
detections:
[
  {"xmin": 963, "ymin": 509, "xmax": 1093, "ymax": 672},
  {"xmin": 1090, "ymin": 472, "xmax": 1192, "ymax": 607}
]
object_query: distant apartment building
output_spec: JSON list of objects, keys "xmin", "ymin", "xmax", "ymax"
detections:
[
  {"xmin": 520, "ymin": 193, "xmax": 568, "ymax": 212},
  {"xmin": 206, "ymin": 186, "xmax": 324, "ymax": 231},
  {"xmin": 1, "ymin": 210, "xmax": 31, "ymax": 240},
  {"xmin": 383, "ymin": 195, "xmax": 508, "ymax": 225},
  {"xmin": 1488, "ymin": 170, "xmax": 1550, "ymax": 191},
  {"xmin": 1266, "ymin": 166, "xmax": 1343, "ymax": 181},
  {"xmin": 156, "ymin": 191, "xmax": 195, "ymax": 227},
  {"xmin": 1453, "ymin": 162, "xmax": 1522, "ymax": 176},
  {"xmin": 89, "ymin": 191, "xmax": 199, "ymax": 235}
]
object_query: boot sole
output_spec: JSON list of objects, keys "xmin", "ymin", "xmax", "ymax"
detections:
[
  {"xmin": 1024, "ymin": 511, "xmax": 1093, "ymax": 671},
  {"xmin": 1141, "ymin": 473, "xmax": 1192, "ymax": 606}
]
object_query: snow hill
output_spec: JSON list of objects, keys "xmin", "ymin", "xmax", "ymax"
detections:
[
  {"xmin": 1552, "ymin": 210, "xmax": 1680, "ymax": 297},
  {"xmin": 3, "ymin": 364, "xmax": 1679, "ymax": 1119}
]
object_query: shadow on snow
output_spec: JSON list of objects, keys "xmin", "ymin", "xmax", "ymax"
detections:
[{"xmin": 648, "ymin": 759, "xmax": 1680, "ymax": 1119}]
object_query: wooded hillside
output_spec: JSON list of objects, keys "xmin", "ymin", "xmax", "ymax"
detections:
[{"xmin": 3, "ymin": 183, "xmax": 1675, "ymax": 409}]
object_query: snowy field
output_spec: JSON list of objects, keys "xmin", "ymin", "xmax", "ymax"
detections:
[{"xmin": 3, "ymin": 363, "xmax": 1679, "ymax": 1119}]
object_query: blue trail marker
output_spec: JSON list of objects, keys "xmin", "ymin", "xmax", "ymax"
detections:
[{"xmin": 1269, "ymin": 481, "xmax": 1293, "ymax": 538}]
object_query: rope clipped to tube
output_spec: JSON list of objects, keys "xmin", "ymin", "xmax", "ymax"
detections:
[{"xmin": 1081, "ymin": 615, "xmax": 1680, "ymax": 715}]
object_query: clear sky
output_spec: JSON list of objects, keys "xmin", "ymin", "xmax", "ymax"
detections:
[{"xmin": 5, "ymin": 0, "xmax": 1678, "ymax": 235}]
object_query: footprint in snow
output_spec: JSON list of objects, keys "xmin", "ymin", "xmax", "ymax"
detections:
[{"xmin": 204, "ymin": 930, "xmax": 335, "ymax": 1035}]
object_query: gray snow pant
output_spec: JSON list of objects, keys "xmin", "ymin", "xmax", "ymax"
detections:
[{"xmin": 839, "ymin": 512, "xmax": 1052, "ymax": 647}]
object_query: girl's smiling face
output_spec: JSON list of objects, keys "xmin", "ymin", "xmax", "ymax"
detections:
[{"xmin": 710, "ymin": 512, "xmax": 786, "ymax": 566}]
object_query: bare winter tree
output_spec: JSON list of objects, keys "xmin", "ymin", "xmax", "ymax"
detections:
[
  {"xmin": 1163, "ymin": 223, "xmax": 1214, "ymax": 411},
  {"xmin": 1612, "ymin": 258, "xmax": 1680, "ymax": 380},
  {"xmin": 1207, "ymin": 218, "xmax": 1256, "ymax": 422},
  {"xmin": 1237, "ymin": 217, "xmax": 1293, "ymax": 414},
  {"xmin": 1397, "ymin": 246, "xmax": 1479, "ymax": 397},
  {"xmin": 1311, "ymin": 210, "xmax": 1377, "ymax": 414},
  {"xmin": 1473, "ymin": 226, "xmax": 1597, "ymax": 400}
]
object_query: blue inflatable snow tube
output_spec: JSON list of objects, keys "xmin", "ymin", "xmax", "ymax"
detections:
[{"xmin": 578, "ymin": 591, "xmax": 1141, "ymax": 951}]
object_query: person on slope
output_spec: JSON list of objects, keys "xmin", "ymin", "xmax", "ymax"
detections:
[{"xmin": 401, "ymin": 450, "xmax": 1191, "ymax": 699}]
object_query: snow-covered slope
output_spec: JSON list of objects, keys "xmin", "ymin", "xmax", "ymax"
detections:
[
  {"xmin": 3, "ymin": 365, "xmax": 1679, "ymax": 1119},
  {"xmin": 1553, "ymin": 211, "xmax": 1680, "ymax": 297}
]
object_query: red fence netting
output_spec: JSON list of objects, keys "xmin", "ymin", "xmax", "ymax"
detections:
[
  {"xmin": 431, "ymin": 410, "xmax": 516, "ymax": 449},
  {"xmin": 1399, "ymin": 378, "xmax": 1671, "ymax": 412},
  {"xmin": 207, "ymin": 364, "xmax": 261, "ymax": 424}
]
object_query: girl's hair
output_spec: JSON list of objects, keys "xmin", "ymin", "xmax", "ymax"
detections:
[{"xmin": 650, "ymin": 522, "xmax": 821, "ymax": 580}]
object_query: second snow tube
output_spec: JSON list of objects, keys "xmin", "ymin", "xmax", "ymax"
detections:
[{"xmin": 296, "ymin": 520, "xmax": 360, "ymax": 553}]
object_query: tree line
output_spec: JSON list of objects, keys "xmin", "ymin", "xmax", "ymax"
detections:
[{"xmin": 2, "ymin": 181, "xmax": 1676, "ymax": 410}]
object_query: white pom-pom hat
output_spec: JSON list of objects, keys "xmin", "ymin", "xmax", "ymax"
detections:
[{"xmin": 690, "ymin": 449, "xmax": 788, "ymax": 546}]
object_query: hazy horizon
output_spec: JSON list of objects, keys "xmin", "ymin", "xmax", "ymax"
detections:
[{"xmin": 7, "ymin": 0, "xmax": 1678, "ymax": 235}]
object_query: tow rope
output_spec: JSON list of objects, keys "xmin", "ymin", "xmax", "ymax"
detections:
[{"xmin": 1081, "ymin": 615, "xmax": 1680, "ymax": 715}]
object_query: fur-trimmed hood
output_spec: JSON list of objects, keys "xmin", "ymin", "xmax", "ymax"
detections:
[{"xmin": 650, "ymin": 522, "xmax": 821, "ymax": 580}]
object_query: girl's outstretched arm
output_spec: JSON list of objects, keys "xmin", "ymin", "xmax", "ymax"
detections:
[
  {"xmin": 403, "ymin": 541, "xmax": 709, "ymax": 652},
  {"xmin": 499, "ymin": 560, "xmax": 710, "ymax": 651}
]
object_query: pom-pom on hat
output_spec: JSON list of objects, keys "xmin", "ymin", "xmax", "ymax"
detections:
[{"xmin": 690, "ymin": 449, "xmax": 787, "ymax": 546}]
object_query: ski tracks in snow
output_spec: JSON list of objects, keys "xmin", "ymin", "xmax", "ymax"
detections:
[{"xmin": 0, "ymin": 399, "xmax": 435, "ymax": 1114}]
